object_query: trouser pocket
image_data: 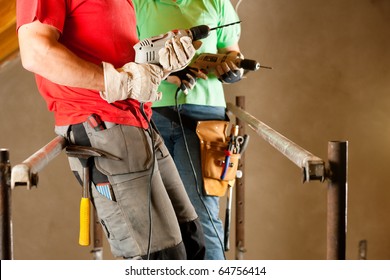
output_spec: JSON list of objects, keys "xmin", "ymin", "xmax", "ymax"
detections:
[
  {"xmin": 69, "ymin": 122, "xmax": 183, "ymax": 258},
  {"xmin": 91, "ymin": 180, "xmax": 142, "ymax": 258},
  {"xmin": 85, "ymin": 124, "xmax": 153, "ymax": 175}
]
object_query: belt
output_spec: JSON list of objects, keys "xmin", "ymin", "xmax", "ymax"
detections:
[{"xmin": 153, "ymin": 107, "xmax": 199, "ymax": 131}]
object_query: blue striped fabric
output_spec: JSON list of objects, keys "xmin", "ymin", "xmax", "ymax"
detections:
[{"xmin": 96, "ymin": 183, "xmax": 112, "ymax": 200}]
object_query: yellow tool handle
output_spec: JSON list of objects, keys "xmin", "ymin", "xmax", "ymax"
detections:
[{"xmin": 79, "ymin": 197, "xmax": 90, "ymax": 246}]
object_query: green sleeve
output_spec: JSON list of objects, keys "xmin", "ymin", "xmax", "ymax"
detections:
[{"xmin": 216, "ymin": 0, "xmax": 241, "ymax": 49}]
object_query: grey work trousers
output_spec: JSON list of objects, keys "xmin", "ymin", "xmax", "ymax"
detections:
[{"xmin": 56, "ymin": 122, "xmax": 204, "ymax": 259}]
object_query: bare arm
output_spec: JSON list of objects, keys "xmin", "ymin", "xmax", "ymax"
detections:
[
  {"xmin": 218, "ymin": 42, "xmax": 241, "ymax": 55},
  {"xmin": 18, "ymin": 20, "xmax": 104, "ymax": 91}
]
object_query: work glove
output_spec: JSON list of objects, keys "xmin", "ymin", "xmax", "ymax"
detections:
[
  {"xmin": 100, "ymin": 61, "xmax": 163, "ymax": 103},
  {"xmin": 215, "ymin": 51, "xmax": 244, "ymax": 84},
  {"xmin": 159, "ymin": 36, "xmax": 202, "ymax": 74},
  {"xmin": 166, "ymin": 66, "xmax": 208, "ymax": 94}
]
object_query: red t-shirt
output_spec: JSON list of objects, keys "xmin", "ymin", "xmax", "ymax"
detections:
[{"xmin": 16, "ymin": 0, "xmax": 151, "ymax": 127}]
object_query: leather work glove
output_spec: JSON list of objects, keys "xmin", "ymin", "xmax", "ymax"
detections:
[
  {"xmin": 166, "ymin": 66, "xmax": 208, "ymax": 95},
  {"xmin": 159, "ymin": 36, "xmax": 202, "ymax": 74},
  {"xmin": 100, "ymin": 61, "xmax": 163, "ymax": 103},
  {"xmin": 215, "ymin": 51, "xmax": 245, "ymax": 84}
]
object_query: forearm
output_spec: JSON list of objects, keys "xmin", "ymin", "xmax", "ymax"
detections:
[
  {"xmin": 24, "ymin": 42, "xmax": 104, "ymax": 91},
  {"xmin": 218, "ymin": 43, "xmax": 241, "ymax": 55},
  {"xmin": 18, "ymin": 21, "xmax": 104, "ymax": 91}
]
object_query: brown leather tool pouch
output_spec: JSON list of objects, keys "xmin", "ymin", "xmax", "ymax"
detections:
[{"xmin": 196, "ymin": 120, "xmax": 240, "ymax": 197}]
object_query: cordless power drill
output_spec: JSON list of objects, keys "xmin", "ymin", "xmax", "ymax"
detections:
[
  {"xmin": 133, "ymin": 22, "xmax": 241, "ymax": 65},
  {"xmin": 191, "ymin": 52, "xmax": 270, "ymax": 73}
]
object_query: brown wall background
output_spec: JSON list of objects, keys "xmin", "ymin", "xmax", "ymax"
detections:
[{"xmin": 1, "ymin": 0, "xmax": 389, "ymax": 260}]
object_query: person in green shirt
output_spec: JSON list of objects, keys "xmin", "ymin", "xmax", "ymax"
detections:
[{"xmin": 133, "ymin": 0, "xmax": 244, "ymax": 259}]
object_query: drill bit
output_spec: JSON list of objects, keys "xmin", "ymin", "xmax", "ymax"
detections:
[
  {"xmin": 210, "ymin": 22, "xmax": 273, "ymax": 70},
  {"xmin": 210, "ymin": 21, "xmax": 242, "ymax": 31}
]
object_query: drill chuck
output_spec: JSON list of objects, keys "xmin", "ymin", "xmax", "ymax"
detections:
[
  {"xmin": 189, "ymin": 25, "xmax": 210, "ymax": 41},
  {"xmin": 238, "ymin": 59, "xmax": 260, "ymax": 71}
]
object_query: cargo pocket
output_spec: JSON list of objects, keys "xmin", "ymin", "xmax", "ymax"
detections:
[
  {"xmin": 153, "ymin": 130, "xmax": 170, "ymax": 160},
  {"xmin": 99, "ymin": 218, "xmax": 141, "ymax": 258},
  {"xmin": 87, "ymin": 125, "xmax": 153, "ymax": 176},
  {"xmin": 91, "ymin": 183, "xmax": 142, "ymax": 258}
]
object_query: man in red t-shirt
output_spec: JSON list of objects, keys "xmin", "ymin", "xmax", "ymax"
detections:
[{"xmin": 16, "ymin": 0, "xmax": 205, "ymax": 260}]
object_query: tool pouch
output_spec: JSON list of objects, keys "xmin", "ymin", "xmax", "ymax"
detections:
[{"xmin": 196, "ymin": 120, "xmax": 240, "ymax": 197}]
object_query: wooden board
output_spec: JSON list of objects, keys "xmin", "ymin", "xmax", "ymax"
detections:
[{"xmin": 0, "ymin": 0, "xmax": 18, "ymax": 64}]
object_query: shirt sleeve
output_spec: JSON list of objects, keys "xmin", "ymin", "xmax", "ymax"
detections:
[
  {"xmin": 16, "ymin": 0, "xmax": 66, "ymax": 33},
  {"xmin": 216, "ymin": 0, "xmax": 241, "ymax": 49}
]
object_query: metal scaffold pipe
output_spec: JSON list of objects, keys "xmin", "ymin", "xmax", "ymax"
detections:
[
  {"xmin": 5, "ymin": 136, "xmax": 105, "ymax": 259},
  {"xmin": 327, "ymin": 141, "xmax": 348, "ymax": 260},
  {"xmin": 0, "ymin": 149, "xmax": 12, "ymax": 259},
  {"xmin": 226, "ymin": 103, "xmax": 325, "ymax": 182},
  {"xmin": 11, "ymin": 136, "xmax": 67, "ymax": 189},
  {"xmin": 235, "ymin": 96, "xmax": 246, "ymax": 260}
]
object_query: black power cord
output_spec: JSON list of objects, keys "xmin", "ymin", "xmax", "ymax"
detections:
[
  {"xmin": 174, "ymin": 88, "xmax": 226, "ymax": 259},
  {"xmin": 139, "ymin": 88, "xmax": 227, "ymax": 259},
  {"xmin": 139, "ymin": 102, "xmax": 156, "ymax": 260}
]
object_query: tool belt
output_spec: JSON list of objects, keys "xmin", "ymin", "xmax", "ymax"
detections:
[
  {"xmin": 154, "ymin": 107, "xmax": 241, "ymax": 197},
  {"xmin": 196, "ymin": 120, "xmax": 240, "ymax": 196}
]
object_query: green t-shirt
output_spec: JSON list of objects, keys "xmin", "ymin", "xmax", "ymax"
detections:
[{"xmin": 132, "ymin": 0, "xmax": 241, "ymax": 107}]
